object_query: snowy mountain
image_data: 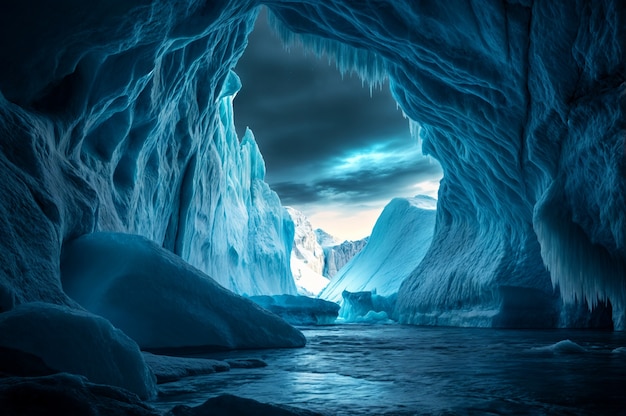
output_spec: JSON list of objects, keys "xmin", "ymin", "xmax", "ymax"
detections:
[
  {"xmin": 285, "ymin": 207, "xmax": 329, "ymax": 296},
  {"xmin": 319, "ymin": 196, "xmax": 436, "ymax": 303},
  {"xmin": 0, "ymin": 4, "xmax": 623, "ymax": 398},
  {"xmin": 323, "ymin": 237, "xmax": 369, "ymax": 279},
  {"xmin": 286, "ymin": 207, "xmax": 369, "ymax": 295}
]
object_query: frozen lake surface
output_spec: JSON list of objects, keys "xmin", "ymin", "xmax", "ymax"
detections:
[{"xmin": 152, "ymin": 324, "xmax": 626, "ymax": 415}]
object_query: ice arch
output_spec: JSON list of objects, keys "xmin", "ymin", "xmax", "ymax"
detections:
[{"xmin": 0, "ymin": 1, "xmax": 624, "ymax": 329}]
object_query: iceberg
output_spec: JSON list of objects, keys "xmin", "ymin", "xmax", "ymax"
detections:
[{"xmin": 319, "ymin": 196, "xmax": 436, "ymax": 303}]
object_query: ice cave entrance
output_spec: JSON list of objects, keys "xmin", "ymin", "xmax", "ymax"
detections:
[{"xmin": 233, "ymin": 8, "xmax": 442, "ymax": 241}]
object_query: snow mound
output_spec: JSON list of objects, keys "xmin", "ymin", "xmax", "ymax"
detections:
[
  {"xmin": 60, "ymin": 232, "xmax": 306, "ymax": 350},
  {"xmin": 531, "ymin": 340, "xmax": 587, "ymax": 354},
  {"xmin": 0, "ymin": 302, "xmax": 156, "ymax": 399},
  {"xmin": 319, "ymin": 196, "xmax": 436, "ymax": 303},
  {"xmin": 249, "ymin": 295, "xmax": 340, "ymax": 325},
  {"xmin": 142, "ymin": 353, "xmax": 229, "ymax": 384}
]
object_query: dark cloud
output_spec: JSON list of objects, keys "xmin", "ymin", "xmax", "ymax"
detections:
[
  {"xmin": 234, "ymin": 10, "xmax": 410, "ymax": 178},
  {"xmin": 234, "ymin": 8, "xmax": 442, "ymax": 211},
  {"xmin": 273, "ymin": 158, "xmax": 442, "ymax": 206}
]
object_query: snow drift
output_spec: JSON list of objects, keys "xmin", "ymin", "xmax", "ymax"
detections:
[{"xmin": 60, "ymin": 232, "xmax": 306, "ymax": 350}]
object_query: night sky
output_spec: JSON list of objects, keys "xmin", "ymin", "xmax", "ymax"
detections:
[{"xmin": 234, "ymin": 9, "xmax": 442, "ymax": 240}]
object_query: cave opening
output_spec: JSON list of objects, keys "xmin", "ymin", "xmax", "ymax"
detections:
[{"xmin": 232, "ymin": 7, "xmax": 442, "ymax": 242}]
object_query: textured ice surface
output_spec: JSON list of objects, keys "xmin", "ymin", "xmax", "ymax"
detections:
[
  {"xmin": 0, "ymin": 3, "xmax": 293, "ymax": 312},
  {"xmin": 266, "ymin": 1, "xmax": 626, "ymax": 328},
  {"xmin": 0, "ymin": 1, "xmax": 624, "ymax": 329},
  {"xmin": 0, "ymin": 302, "xmax": 156, "ymax": 399},
  {"xmin": 319, "ymin": 196, "xmax": 436, "ymax": 303},
  {"xmin": 60, "ymin": 232, "xmax": 305, "ymax": 350},
  {"xmin": 142, "ymin": 352, "xmax": 229, "ymax": 383}
]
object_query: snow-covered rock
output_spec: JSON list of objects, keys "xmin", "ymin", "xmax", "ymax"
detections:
[
  {"xmin": 286, "ymin": 207, "xmax": 330, "ymax": 295},
  {"xmin": 319, "ymin": 196, "xmax": 436, "ymax": 303},
  {"xmin": 60, "ymin": 232, "xmax": 306, "ymax": 350},
  {"xmin": 323, "ymin": 238, "xmax": 369, "ymax": 279},
  {"xmin": 0, "ymin": 302, "xmax": 156, "ymax": 399},
  {"xmin": 286, "ymin": 207, "xmax": 366, "ymax": 295}
]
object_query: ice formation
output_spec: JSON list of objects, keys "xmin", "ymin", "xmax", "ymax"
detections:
[
  {"xmin": 319, "ymin": 196, "xmax": 436, "ymax": 303},
  {"xmin": 286, "ymin": 207, "xmax": 330, "ymax": 296},
  {"xmin": 61, "ymin": 232, "xmax": 306, "ymax": 350},
  {"xmin": 0, "ymin": 5, "xmax": 623, "ymax": 389},
  {"xmin": 322, "ymin": 237, "xmax": 369, "ymax": 279},
  {"xmin": 265, "ymin": 1, "xmax": 626, "ymax": 328},
  {"xmin": 249, "ymin": 295, "xmax": 340, "ymax": 325},
  {"xmin": 0, "ymin": 302, "xmax": 156, "ymax": 399}
]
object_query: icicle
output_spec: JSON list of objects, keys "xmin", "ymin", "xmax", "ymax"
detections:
[{"xmin": 266, "ymin": 9, "xmax": 388, "ymax": 91}]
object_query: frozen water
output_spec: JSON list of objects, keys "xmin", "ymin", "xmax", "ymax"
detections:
[
  {"xmin": 142, "ymin": 353, "xmax": 229, "ymax": 383},
  {"xmin": 152, "ymin": 325, "xmax": 626, "ymax": 415}
]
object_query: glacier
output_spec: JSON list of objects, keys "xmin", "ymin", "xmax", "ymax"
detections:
[
  {"xmin": 0, "ymin": 1, "xmax": 625, "ymax": 406},
  {"xmin": 319, "ymin": 196, "xmax": 436, "ymax": 307}
]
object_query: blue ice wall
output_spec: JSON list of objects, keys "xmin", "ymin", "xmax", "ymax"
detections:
[{"xmin": 0, "ymin": 0, "xmax": 296, "ymax": 312}]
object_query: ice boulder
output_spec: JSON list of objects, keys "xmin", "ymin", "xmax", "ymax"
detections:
[
  {"xmin": 0, "ymin": 302, "xmax": 156, "ymax": 399},
  {"xmin": 60, "ymin": 232, "xmax": 306, "ymax": 350},
  {"xmin": 249, "ymin": 295, "xmax": 340, "ymax": 325},
  {"xmin": 319, "ymin": 196, "xmax": 436, "ymax": 303},
  {"xmin": 339, "ymin": 290, "xmax": 396, "ymax": 323}
]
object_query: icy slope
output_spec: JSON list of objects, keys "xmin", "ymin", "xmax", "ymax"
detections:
[
  {"xmin": 0, "ymin": 302, "xmax": 156, "ymax": 399},
  {"xmin": 60, "ymin": 232, "xmax": 305, "ymax": 350},
  {"xmin": 319, "ymin": 196, "xmax": 436, "ymax": 303}
]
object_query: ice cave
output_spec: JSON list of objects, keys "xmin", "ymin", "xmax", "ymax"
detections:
[{"xmin": 0, "ymin": 1, "xmax": 625, "ymax": 414}]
